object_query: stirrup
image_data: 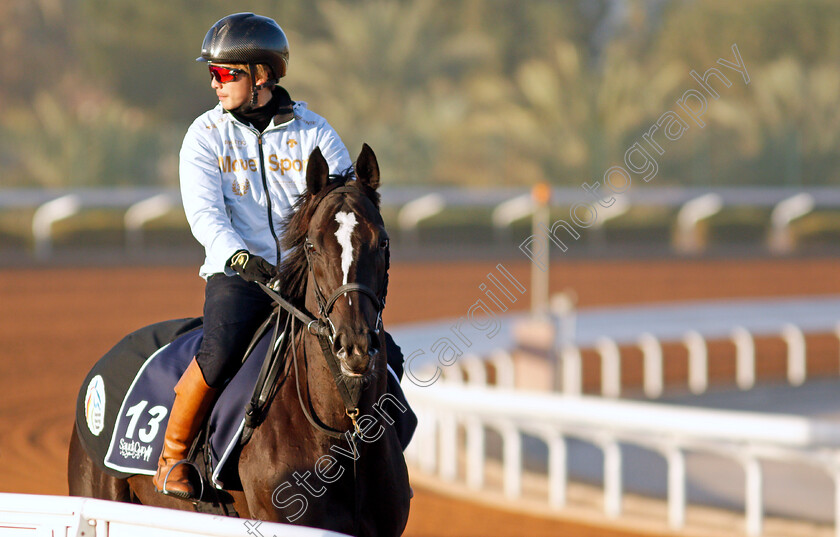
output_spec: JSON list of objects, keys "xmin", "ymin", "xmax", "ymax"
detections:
[{"xmin": 158, "ymin": 459, "xmax": 205, "ymax": 501}]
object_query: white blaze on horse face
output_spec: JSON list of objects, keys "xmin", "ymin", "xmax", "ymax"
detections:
[{"xmin": 334, "ymin": 211, "xmax": 358, "ymax": 305}]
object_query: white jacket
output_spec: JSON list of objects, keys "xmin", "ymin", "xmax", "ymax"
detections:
[{"xmin": 180, "ymin": 95, "xmax": 351, "ymax": 279}]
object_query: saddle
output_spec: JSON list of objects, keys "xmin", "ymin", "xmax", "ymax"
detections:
[{"xmin": 75, "ymin": 312, "xmax": 415, "ymax": 495}]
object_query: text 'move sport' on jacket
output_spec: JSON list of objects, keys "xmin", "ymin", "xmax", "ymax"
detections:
[{"xmin": 180, "ymin": 91, "xmax": 352, "ymax": 279}]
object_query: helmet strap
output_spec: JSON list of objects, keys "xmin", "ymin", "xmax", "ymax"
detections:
[
  {"xmin": 232, "ymin": 63, "xmax": 275, "ymax": 114},
  {"xmin": 248, "ymin": 63, "xmax": 260, "ymax": 108}
]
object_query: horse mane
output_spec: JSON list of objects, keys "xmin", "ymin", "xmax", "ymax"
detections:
[{"xmin": 278, "ymin": 168, "xmax": 382, "ymax": 308}]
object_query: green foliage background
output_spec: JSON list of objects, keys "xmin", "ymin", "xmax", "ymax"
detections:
[{"xmin": 2, "ymin": 0, "xmax": 840, "ymax": 189}]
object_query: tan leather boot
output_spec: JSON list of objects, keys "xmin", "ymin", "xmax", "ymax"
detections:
[{"xmin": 153, "ymin": 358, "xmax": 217, "ymax": 499}]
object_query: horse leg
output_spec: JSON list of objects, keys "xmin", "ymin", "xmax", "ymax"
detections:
[{"xmin": 68, "ymin": 423, "xmax": 132, "ymax": 502}]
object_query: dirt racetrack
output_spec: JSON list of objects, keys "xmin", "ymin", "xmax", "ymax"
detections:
[{"xmin": 3, "ymin": 258, "xmax": 840, "ymax": 536}]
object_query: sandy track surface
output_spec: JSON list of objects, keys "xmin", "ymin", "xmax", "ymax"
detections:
[{"xmin": 2, "ymin": 258, "xmax": 840, "ymax": 535}]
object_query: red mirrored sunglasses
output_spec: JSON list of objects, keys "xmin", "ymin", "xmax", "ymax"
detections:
[{"xmin": 209, "ymin": 65, "xmax": 247, "ymax": 84}]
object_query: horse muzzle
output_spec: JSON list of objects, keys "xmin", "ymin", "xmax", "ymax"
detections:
[{"xmin": 334, "ymin": 329, "xmax": 380, "ymax": 377}]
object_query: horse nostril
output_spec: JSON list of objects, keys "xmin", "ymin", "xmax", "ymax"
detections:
[{"xmin": 333, "ymin": 333, "xmax": 349, "ymax": 359}]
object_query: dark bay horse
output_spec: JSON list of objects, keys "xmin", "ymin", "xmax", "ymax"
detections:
[{"xmin": 68, "ymin": 145, "xmax": 411, "ymax": 536}]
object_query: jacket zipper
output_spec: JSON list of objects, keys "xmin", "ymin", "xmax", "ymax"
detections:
[{"xmin": 257, "ymin": 133, "xmax": 282, "ymax": 265}]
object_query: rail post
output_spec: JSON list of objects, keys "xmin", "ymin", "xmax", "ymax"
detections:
[
  {"xmin": 492, "ymin": 193, "xmax": 534, "ymax": 241},
  {"xmin": 745, "ymin": 456, "xmax": 764, "ymax": 537},
  {"xmin": 465, "ymin": 417, "xmax": 485, "ymax": 489},
  {"xmin": 684, "ymin": 330, "xmax": 708, "ymax": 394},
  {"xmin": 666, "ymin": 445, "xmax": 687, "ymax": 529},
  {"xmin": 768, "ymin": 193, "xmax": 814, "ymax": 254},
  {"xmin": 638, "ymin": 333, "xmax": 664, "ymax": 398},
  {"xmin": 439, "ymin": 412, "xmax": 458, "ymax": 481},
  {"xmin": 674, "ymin": 193, "xmax": 723, "ymax": 254},
  {"xmin": 597, "ymin": 337, "xmax": 621, "ymax": 398},
  {"xmin": 547, "ymin": 433, "xmax": 568, "ymax": 509},
  {"xmin": 33, "ymin": 194, "xmax": 81, "ymax": 259},
  {"xmin": 490, "ymin": 350, "xmax": 515, "ymax": 388},
  {"xmin": 782, "ymin": 323, "xmax": 806, "ymax": 386},
  {"xmin": 603, "ymin": 439, "xmax": 623, "ymax": 518},
  {"xmin": 397, "ymin": 193, "xmax": 445, "ymax": 244},
  {"xmin": 125, "ymin": 193, "xmax": 175, "ymax": 251},
  {"xmin": 732, "ymin": 326, "xmax": 756, "ymax": 390},
  {"xmin": 462, "ymin": 354, "xmax": 487, "ymax": 387},
  {"xmin": 502, "ymin": 423, "xmax": 523, "ymax": 499}
]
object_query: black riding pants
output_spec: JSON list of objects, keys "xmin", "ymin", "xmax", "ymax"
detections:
[
  {"xmin": 196, "ymin": 274, "xmax": 275, "ymax": 388},
  {"xmin": 196, "ymin": 274, "xmax": 406, "ymax": 388}
]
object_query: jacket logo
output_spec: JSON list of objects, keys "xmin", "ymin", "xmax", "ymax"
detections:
[
  {"xmin": 218, "ymin": 154, "xmax": 308, "ymax": 177},
  {"xmin": 219, "ymin": 156, "xmax": 258, "ymax": 173},
  {"xmin": 287, "ymin": 139, "xmax": 298, "ymax": 147},
  {"xmin": 232, "ymin": 178, "xmax": 250, "ymax": 197},
  {"xmin": 268, "ymin": 155, "xmax": 308, "ymax": 175}
]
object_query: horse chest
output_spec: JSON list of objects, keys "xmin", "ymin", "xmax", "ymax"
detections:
[{"xmin": 242, "ymin": 414, "xmax": 408, "ymax": 534}]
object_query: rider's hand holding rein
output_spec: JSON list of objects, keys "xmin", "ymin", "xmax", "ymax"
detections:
[{"xmin": 229, "ymin": 250, "xmax": 278, "ymax": 284}]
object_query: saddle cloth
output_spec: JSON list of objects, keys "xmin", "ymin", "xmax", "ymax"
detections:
[
  {"xmin": 76, "ymin": 317, "xmax": 416, "ymax": 491},
  {"xmin": 75, "ymin": 317, "xmax": 273, "ymax": 489}
]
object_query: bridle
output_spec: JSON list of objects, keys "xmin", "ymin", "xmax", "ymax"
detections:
[
  {"xmin": 303, "ymin": 235, "xmax": 384, "ymax": 345},
  {"xmin": 254, "ymin": 184, "xmax": 388, "ymax": 439},
  {"xmin": 266, "ymin": 184, "xmax": 386, "ymax": 342}
]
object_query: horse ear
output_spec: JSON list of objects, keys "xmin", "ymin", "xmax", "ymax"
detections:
[
  {"xmin": 354, "ymin": 143, "xmax": 380, "ymax": 190},
  {"xmin": 306, "ymin": 147, "xmax": 329, "ymax": 196}
]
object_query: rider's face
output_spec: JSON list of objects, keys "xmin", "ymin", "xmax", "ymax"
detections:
[{"xmin": 210, "ymin": 64, "xmax": 252, "ymax": 111}]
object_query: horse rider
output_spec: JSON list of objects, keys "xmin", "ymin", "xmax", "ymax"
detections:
[{"xmin": 154, "ymin": 12, "xmax": 408, "ymax": 499}]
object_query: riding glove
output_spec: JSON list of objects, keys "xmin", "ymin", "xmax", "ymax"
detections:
[{"xmin": 229, "ymin": 250, "xmax": 278, "ymax": 284}]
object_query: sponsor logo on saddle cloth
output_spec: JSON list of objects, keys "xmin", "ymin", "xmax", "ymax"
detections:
[
  {"xmin": 85, "ymin": 375, "xmax": 106, "ymax": 436},
  {"xmin": 118, "ymin": 438, "xmax": 154, "ymax": 462}
]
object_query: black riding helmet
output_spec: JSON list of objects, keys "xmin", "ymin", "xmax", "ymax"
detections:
[{"xmin": 197, "ymin": 13, "xmax": 290, "ymax": 108}]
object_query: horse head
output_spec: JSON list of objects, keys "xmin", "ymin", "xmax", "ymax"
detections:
[{"xmin": 280, "ymin": 144, "xmax": 389, "ymax": 379}]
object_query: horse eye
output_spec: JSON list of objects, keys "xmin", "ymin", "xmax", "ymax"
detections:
[
  {"xmin": 379, "ymin": 239, "xmax": 389, "ymax": 250},
  {"xmin": 306, "ymin": 240, "xmax": 317, "ymax": 253}
]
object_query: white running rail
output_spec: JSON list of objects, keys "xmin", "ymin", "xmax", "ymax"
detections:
[
  {"xmin": 403, "ymin": 382, "xmax": 840, "ymax": 537},
  {"xmin": 0, "ymin": 493, "xmax": 349, "ymax": 537},
  {"xmin": 395, "ymin": 295, "xmax": 840, "ymax": 536},
  {"xmin": 9, "ymin": 186, "xmax": 840, "ymax": 257}
]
